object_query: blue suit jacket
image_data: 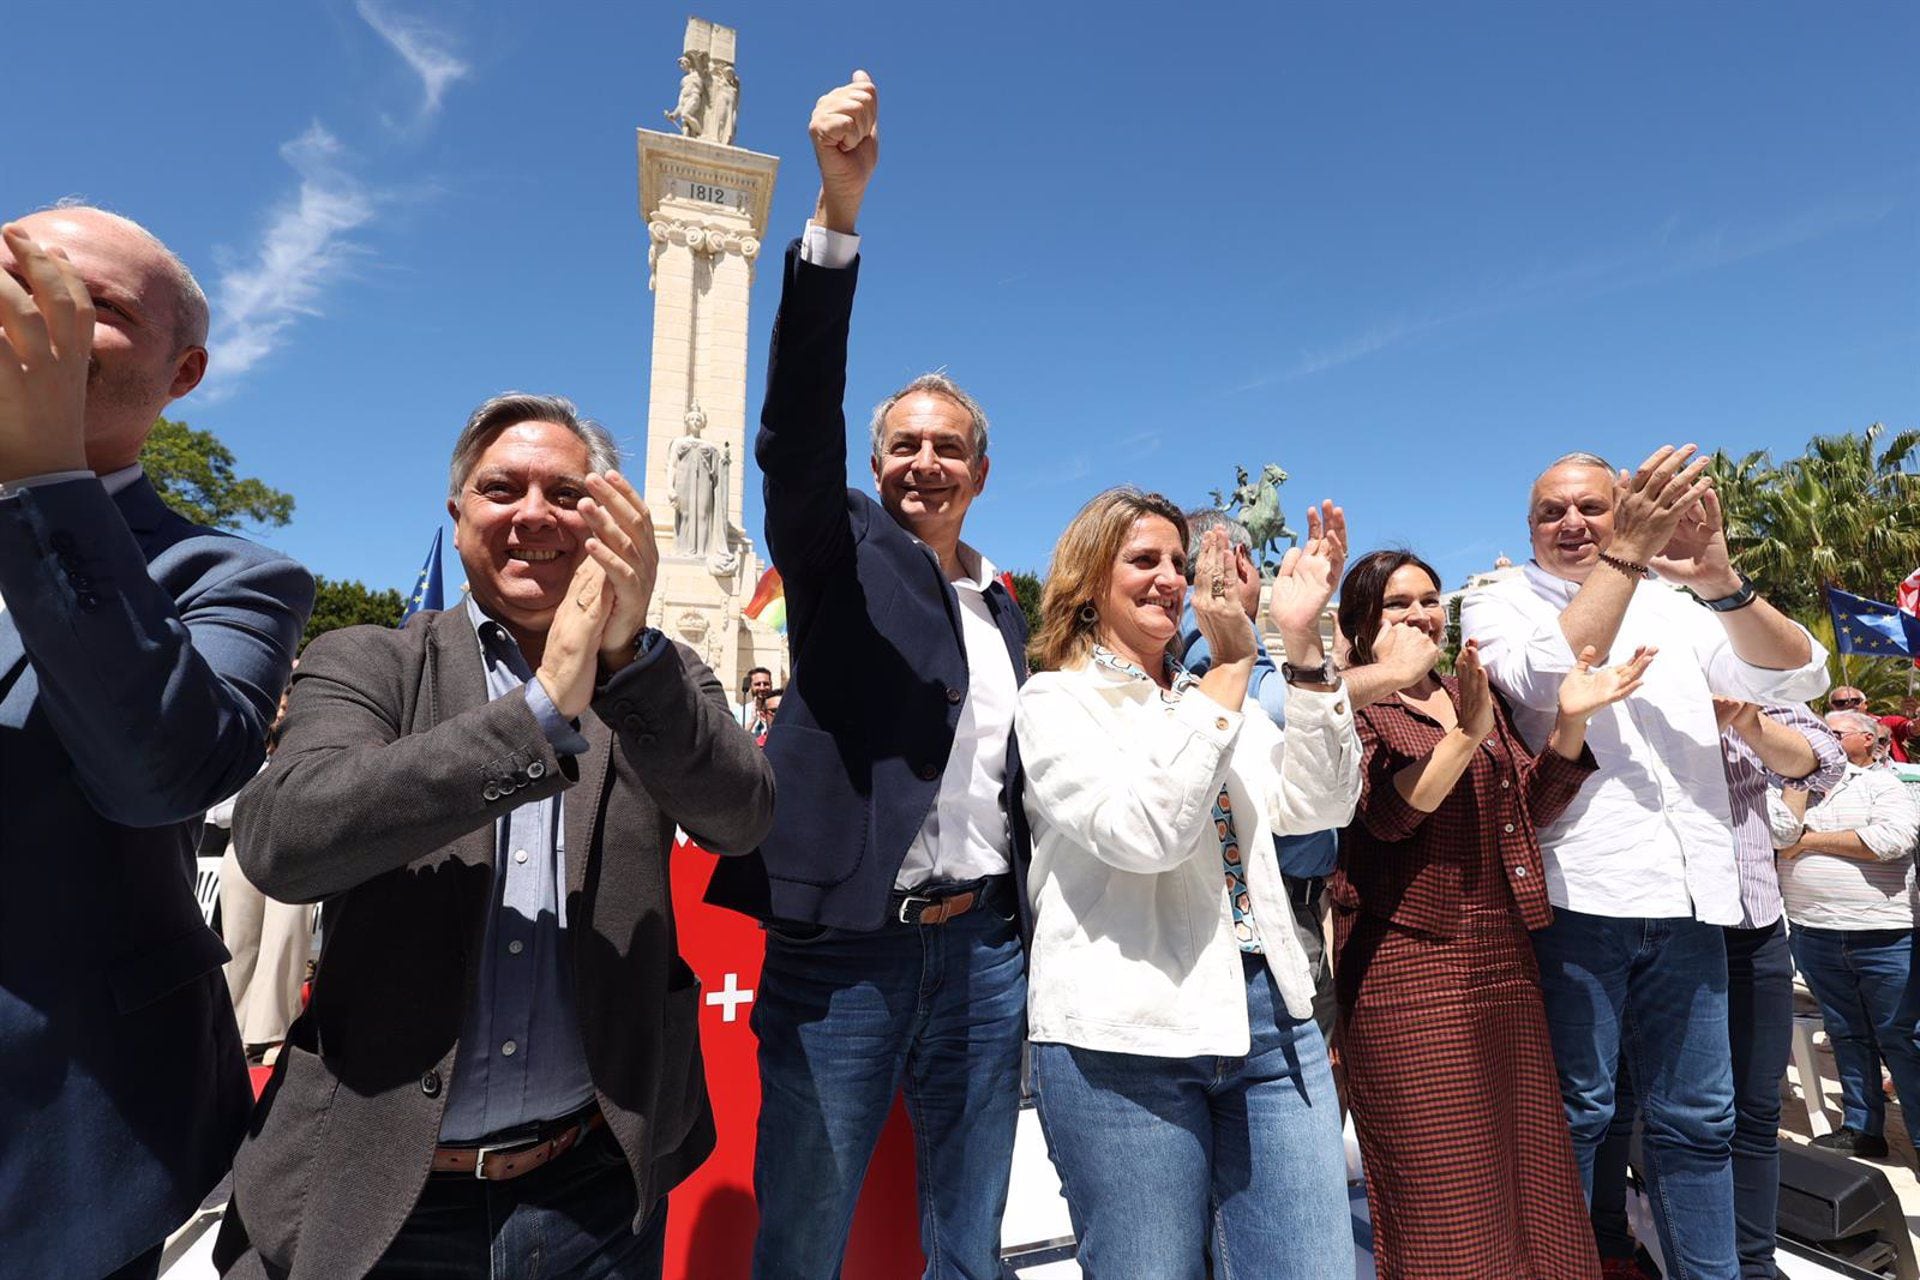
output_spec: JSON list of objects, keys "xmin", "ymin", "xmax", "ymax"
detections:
[
  {"xmin": 705, "ymin": 244, "xmax": 1031, "ymax": 932},
  {"xmin": 0, "ymin": 474, "xmax": 312, "ymax": 1278}
]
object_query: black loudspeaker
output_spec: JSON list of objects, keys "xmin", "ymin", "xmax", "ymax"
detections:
[{"xmin": 1777, "ymin": 1142, "xmax": 1918, "ymax": 1279}]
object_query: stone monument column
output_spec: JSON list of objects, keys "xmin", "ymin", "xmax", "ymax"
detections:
[{"xmin": 638, "ymin": 16, "xmax": 783, "ymax": 694}]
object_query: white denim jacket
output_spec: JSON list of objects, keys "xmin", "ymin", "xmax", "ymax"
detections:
[{"xmin": 1016, "ymin": 650, "xmax": 1361, "ymax": 1057}]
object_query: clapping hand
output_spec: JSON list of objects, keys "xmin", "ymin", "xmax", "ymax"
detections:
[
  {"xmin": 578, "ymin": 470, "xmax": 661, "ymax": 673},
  {"xmin": 1266, "ymin": 500, "xmax": 1345, "ymax": 663},
  {"xmin": 1648, "ymin": 488, "xmax": 1740, "ymax": 596},
  {"xmin": 811, "ymin": 71, "xmax": 879, "ymax": 233},
  {"xmin": 1558, "ymin": 644, "xmax": 1654, "ymax": 722},
  {"xmin": 1372, "ymin": 621, "xmax": 1440, "ymax": 690},
  {"xmin": 1192, "ymin": 527, "xmax": 1256, "ymax": 667},
  {"xmin": 0, "ymin": 224, "xmax": 92, "ymax": 483},
  {"xmin": 1607, "ymin": 445, "xmax": 1714, "ymax": 566},
  {"xmin": 1454, "ymin": 639, "xmax": 1497, "ymax": 742},
  {"xmin": 536, "ymin": 558, "xmax": 614, "ymax": 720}
]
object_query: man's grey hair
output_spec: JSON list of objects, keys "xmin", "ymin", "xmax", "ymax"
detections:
[
  {"xmin": 448, "ymin": 393, "xmax": 620, "ymax": 500},
  {"xmin": 868, "ymin": 372, "xmax": 989, "ymax": 465},
  {"xmin": 1183, "ymin": 508, "xmax": 1252, "ymax": 578},
  {"xmin": 36, "ymin": 198, "xmax": 210, "ymax": 353},
  {"xmin": 1826, "ymin": 709, "xmax": 1880, "ymax": 737}
]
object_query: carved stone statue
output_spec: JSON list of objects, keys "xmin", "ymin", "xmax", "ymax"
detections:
[
  {"xmin": 669, "ymin": 402, "xmax": 728, "ymax": 558},
  {"xmin": 665, "ymin": 52, "xmax": 708, "ymax": 137},
  {"xmin": 708, "ymin": 61, "xmax": 739, "ymax": 146}
]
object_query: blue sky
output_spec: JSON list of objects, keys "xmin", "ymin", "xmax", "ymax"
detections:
[{"xmin": 8, "ymin": 2, "xmax": 1915, "ymax": 594}]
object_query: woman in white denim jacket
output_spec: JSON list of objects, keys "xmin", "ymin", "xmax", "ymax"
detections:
[{"xmin": 1016, "ymin": 486, "xmax": 1362, "ymax": 1279}]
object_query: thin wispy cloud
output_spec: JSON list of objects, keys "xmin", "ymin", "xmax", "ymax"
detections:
[
  {"xmin": 1240, "ymin": 195, "xmax": 1900, "ymax": 389},
  {"xmin": 204, "ymin": 124, "xmax": 376, "ymax": 393},
  {"xmin": 356, "ymin": 0, "xmax": 469, "ymax": 117}
]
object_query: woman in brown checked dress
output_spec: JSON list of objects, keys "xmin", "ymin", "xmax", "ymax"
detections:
[{"xmin": 1332, "ymin": 550, "xmax": 1654, "ymax": 1279}]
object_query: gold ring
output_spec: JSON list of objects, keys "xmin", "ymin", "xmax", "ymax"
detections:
[{"xmin": 1210, "ymin": 576, "xmax": 1228, "ymax": 598}]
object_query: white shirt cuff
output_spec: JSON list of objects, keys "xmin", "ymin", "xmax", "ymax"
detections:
[{"xmin": 800, "ymin": 223, "xmax": 860, "ymax": 269}]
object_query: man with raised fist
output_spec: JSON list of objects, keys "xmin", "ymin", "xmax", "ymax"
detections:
[{"xmin": 705, "ymin": 72, "xmax": 1032, "ymax": 1280}]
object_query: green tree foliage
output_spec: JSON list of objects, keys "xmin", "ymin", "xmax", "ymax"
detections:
[
  {"xmin": 139, "ymin": 416, "xmax": 295, "ymax": 531},
  {"xmin": 1713, "ymin": 423, "xmax": 1920, "ymax": 701},
  {"xmin": 304, "ymin": 576, "xmax": 406, "ymax": 649},
  {"xmin": 1008, "ymin": 569, "xmax": 1044, "ymax": 639}
]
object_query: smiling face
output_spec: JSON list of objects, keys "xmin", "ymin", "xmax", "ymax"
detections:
[
  {"xmin": 1097, "ymin": 515, "xmax": 1189, "ymax": 671},
  {"xmin": 1378, "ymin": 563, "xmax": 1446, "ymax": 647},
  {"xmin": 449, "ymin": 421, "xmax": 591, "ymax": 642},
  {"xmin": 4, "ymin": 208, "xmax": 206, "ymax": 470},
  {"xmin": 870, "ymin": 392, "xmax": 988, "ymax": 546},
  {"xmin": 1529, "ymin": 463, "xmax": 1618, "ymax": 583}
]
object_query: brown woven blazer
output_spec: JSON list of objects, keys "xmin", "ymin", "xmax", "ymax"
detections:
[{"xmin": 212, "ymin": 606, "xmax": 774, "ymax": 1279}]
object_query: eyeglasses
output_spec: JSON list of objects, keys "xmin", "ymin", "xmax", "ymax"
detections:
[{"xmin": 1831, "ymin": 697, "xmax": 1866, "ymax": 709}]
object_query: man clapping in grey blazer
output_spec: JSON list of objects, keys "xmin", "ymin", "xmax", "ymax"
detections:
[{"xmin": 214, "ymin": 393, "xmax": 774, "ymax": 1280}]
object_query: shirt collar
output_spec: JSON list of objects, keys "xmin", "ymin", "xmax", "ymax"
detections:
[
  {"xmin": 463, "ymin": 593, "xmax": 527, "ymax": 667},
  {"xmin": 951, "ymin": 541, "xmax": 998, "ymax": 593},
  {"xmin": 1089, "ymin": 644, "xmax": 1196, "ymax": 701},
  {"xmin": 1522, "ymin": 559, "xmax": 1583, "ymax": 603},
  {"xmin": 97, "ymin": 463, "xmax": 143, "ymax": 497}
]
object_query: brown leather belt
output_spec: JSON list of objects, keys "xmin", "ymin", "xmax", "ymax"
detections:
[
  {"xmin": 431, "ymin": 1108, "xmax": 606, "ymax": 1181},
  {"xmin": 890, "ymin": 876, "xmax": 1011, "ymax": 926}
]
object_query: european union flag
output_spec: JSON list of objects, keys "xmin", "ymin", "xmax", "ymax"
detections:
[
  {"xmin": 399, "ymin": 528, "xmax": 445, "ymax": 624},
  {"xmin": 1825, "ymin": 586, "xmax": 1920, "ymax": 657}
]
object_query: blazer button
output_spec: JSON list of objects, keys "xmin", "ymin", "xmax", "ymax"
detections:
[
  {"xmin": 917, "ymin": 764, "xmax": 940, "ymax": 782},
  {"xmin": 482, "ymin": 783, "xmax": 501, "ymax": 801},
  {"xmin": 945, "ymin": 687, "xmax": 962, "ymax": 705},
  {"xmin": 527, "ymin": 761, "xmax": 546, "ymax": 780},
  {"xmin": 623, "ymin": 714, "xmax": 644, "ymax": 733},
  {"xmin": 419, "ymin": 1070, "xmax": 442, "ymax": 1097},
  {"xmin": 76, "ymin": 592, "xmax": 101, "ymax": 611},
  {"xmin": 639, "ymin": 734, "xmax": 658, "ymax": 747}
]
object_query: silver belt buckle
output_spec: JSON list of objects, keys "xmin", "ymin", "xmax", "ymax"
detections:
[
  {"xmin": 897, "ymin": 894, "xmax": 934, "ymax": 924},
  {"xmin": 472, "ymin": 1138, "xmax": 525, "ymax": 1180}
]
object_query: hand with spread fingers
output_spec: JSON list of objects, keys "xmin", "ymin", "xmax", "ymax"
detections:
[
  {"xmin": 1558, "ymin": 644, "xmax": 1655, "ymax": 722},
  {"xmin": 1649, "ymin": 487, "xmax": 1740, "ymax": 596},
  {"xmin": 0, "ymin": 224, "xmax": 94, "ymax": 483},
  {"xmin": 535, "ymin": 558, "xmax": 612, "ymax": 719},
  {"xmin": 1606, "ymin": 444, "xmax": 1715, "ymax": 566},
  {"xmin": 1191, "ymin": 527, "xmax": 1255, "ymax": 668},
  {"xmin": 578, "ymin": 469, "xmax": 661, "ymax": 673},
  {"xmin": 1267, "ymin": 500, "xmax": 1346, "ymax": 665},
  {"xmin": 810, "ymin": 70, "xmax": 879, "ymax": 234}
]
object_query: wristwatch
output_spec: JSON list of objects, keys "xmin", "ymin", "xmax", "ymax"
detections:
[
  {"xmin": 1281, "ymin": 659, "xmax": 1338, "ymax": 686},
  {"xmin": 1696, "ymin": 574, "xmax": 1758, "ymax": 613}
]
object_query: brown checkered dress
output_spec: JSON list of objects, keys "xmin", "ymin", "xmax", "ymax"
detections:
[{"xmin": 1333, "ymin": 679, "xmax": 1601, "ymax": 1279}]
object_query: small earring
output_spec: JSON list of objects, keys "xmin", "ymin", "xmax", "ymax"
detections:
[{"xmin": 1077, "ymin": 603, "xmax": 1098, "ymax": 624}]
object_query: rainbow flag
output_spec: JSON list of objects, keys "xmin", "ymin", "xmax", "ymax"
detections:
[{"xmin": 745, "ymin": 566, "xmax": 786, "ymax": 634}]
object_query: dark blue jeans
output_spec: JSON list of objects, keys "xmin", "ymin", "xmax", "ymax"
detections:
[
  {"xmin": 1532, "ymin": 909, "xmax": 1736, "ymax": 1280},
  {"xmin": 749, "ymin": 904, "xmax": 1026, "ymax": 1280},
  {"xmin": 1592, "ymin": 918, "xmax": 1793, "ymax": 1278},
  {"xmin": 1029, "ymin": 953, "xmax": 1352, "ymax": 1280},
  {"xmin": 1787, "ymin": 924, "xmax": 1920, "ymax": 1147},
  {"xmin": 369, "ymin": 1124, "xmax": 666, "ymax": 1278}
]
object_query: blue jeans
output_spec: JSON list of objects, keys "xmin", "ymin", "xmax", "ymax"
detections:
[
  {"xmin": 1030, "ymin": 953, "xmax": 1352, "ymax": 1280},
  {"xmin": 750, "ymin": 904, "xmax": 1026, "ymax": 1280},
  {"xmin": 370, "ymin": 1124, "xmax": 665, "ymax": 1278},
  {"xmin": 1532, "ymin": 909, "xmax": 1736, "ymax": 1280},
  {"xmin": 1787, "ymin": 924, "xmax": 1920, "ymax": 1147},
  {"xmin": 1592, "ymin": 918, "xmax": 1793, "ymax": 1278}
]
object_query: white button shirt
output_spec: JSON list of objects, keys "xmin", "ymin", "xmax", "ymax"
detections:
[
  {"xmin": 1772, "ymin": 763, "xmax": 1920, "ymax": 930},
  {"xmin": 895, "ymin": 544, "xmax": 1019, "ymax": 889},
  {"xmin": 1461, "ymin": 562, "xmax": 1829, "ymax": 924}
]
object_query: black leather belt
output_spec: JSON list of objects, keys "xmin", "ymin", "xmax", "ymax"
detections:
[{"xmin": 889, "ymin": 876, "xmax": 1012, "ymax": 926}]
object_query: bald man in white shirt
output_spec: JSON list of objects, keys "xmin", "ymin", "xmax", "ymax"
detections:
[{"xmin": 1461, "ymin": 447, "xmax": 1828, "ymax": 1280}]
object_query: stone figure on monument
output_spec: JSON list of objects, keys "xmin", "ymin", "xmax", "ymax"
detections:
[
  {"xmin": 665, "ymin": 52, "xmax": 708, "ymax": 137},
  {"xmin": 708, "ymin": 61, "xmax": 739, "ymax": 146},
  {"xmin": 668, "ymin": 401, "xmax": 727, "ymax": 559}
]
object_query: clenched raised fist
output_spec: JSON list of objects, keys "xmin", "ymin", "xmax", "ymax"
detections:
[{"xmin": 810, "ymin": 70, "xmax": 879, "ymax": 234}]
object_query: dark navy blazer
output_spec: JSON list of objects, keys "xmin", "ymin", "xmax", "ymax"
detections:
[
  {"xmin": 0, "ymin": 474, "xmax": 311, "ymax": 1278},
  {"xmin": 705, "ymin": 244, "xmax": 1031, "ymax": 933}
]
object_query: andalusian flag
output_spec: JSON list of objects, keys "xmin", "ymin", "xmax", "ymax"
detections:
[{"xmin": 745, "ymin": 566, "xmax": 786, "ymax": 634}]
